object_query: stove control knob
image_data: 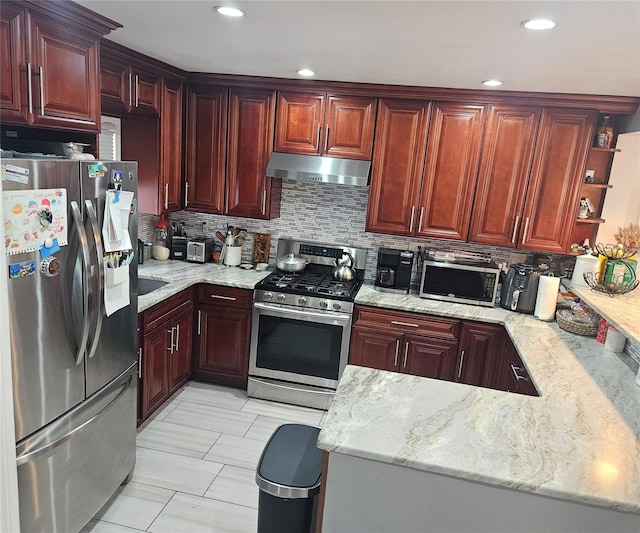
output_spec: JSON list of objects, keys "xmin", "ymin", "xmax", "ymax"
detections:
[
  {"xmin": 298, "ymin": 297, "xmax": 307, "ymax": 305},
  {"xmin": 264, "ymin": 292, "xmax": 273, "ymax": 301},
  {"xmin": 277, "ymin": 293, "xmax": 287, "ymax": 302},
  {"xmin": 319, "ymin": 300, "xmax": 328, "ymax": 309},
  {"xmin": 332, "ymin": 302, "xmax": 342, "ymax": 311}
]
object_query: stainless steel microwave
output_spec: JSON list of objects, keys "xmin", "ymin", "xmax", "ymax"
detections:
[{"xmin": 419, "ymin": 260, "xmax": 500, "ymax": 307}]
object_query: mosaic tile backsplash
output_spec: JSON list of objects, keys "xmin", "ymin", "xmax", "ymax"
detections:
[{"xmin": 140, "ymin": 179, "xmax": 573, "ymax": 285}]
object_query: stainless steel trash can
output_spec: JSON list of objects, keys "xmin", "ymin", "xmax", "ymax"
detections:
[{"xmin": 256, "ymin": 424, "xmax": 323, "ymax": 533}]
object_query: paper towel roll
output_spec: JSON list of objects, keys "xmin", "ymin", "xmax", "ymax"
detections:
[{"xmin": 534, "ymin": 275, "xmax": 561, "ymax": 321}]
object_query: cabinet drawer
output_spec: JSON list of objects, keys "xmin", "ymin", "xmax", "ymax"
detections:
[
  {"xmin": 143, "ymin": 289, "xmax": 193, "ymax": 332},
  {"xmin": 354, "ymin": 306, "xmax": 460, "ymax": 340},
  {"xmin": 197, "ymin": 284, "xmax": 252, "ymax": 309}
]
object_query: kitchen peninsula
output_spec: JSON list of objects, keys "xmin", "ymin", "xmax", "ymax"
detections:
[{"xmin": 318, "ymin": 285, "xmax": 640, "ymax": 532}]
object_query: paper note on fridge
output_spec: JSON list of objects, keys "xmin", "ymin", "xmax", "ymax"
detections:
[
  {"xmin": 102, "ymin": 190, "xmax": 133, "ymax": 252},
  {"xmin": 104, "ymin": 259, "xmax": 130, "ymax": 317}
]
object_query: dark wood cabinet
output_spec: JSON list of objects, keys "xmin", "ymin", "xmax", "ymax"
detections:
[
  {"xmin": 193, "ymin": 285, "xmax": 252, "ymax": 388},
  {"xmin": 139, "ymin": 289, "xmax": 193, "ymax": 423},
  {"xmin": 468, "ymin": 105, "xmax": 541, "ymax": 247},
  {"xmin": 0, "ymin": 1, "xmax": 118, "ymax": 131},
  {"xmin": 417, "ymin": 102, "xmax": 486, "ymax": 240},
  {"xmin": 456, "ymin": 322, "xmax": 504, "ymax": 387},
  {"xmin": 520, "ymin": 108, "xmax": 596, "ymax": 253},
  {"xmin": 185, "ymin": 85, "xmax": 281, "ymax": 219},
  {"xmin": 350, "ymin": 306, "xmax": 460, "ymax": 381},
  {"xmin": 366, "ymin": 98, "xmax": 431, "ymax": 235},
  {"xmin": 184, "ymin": 85, "xmax": 227, "ymax": 214},
  {"xmin": 275, "ymin": 91, "xmax": 376, "ymax": 160},
  {"xmin": 226, "ymin": 88, "xmax": 280, "ymax": 219},
  {"xmin": 493, "ymin": 333, "xmax": 538, "ymax": 396},
  {"xmin": 101, "ymin": 41, "xmax": 185, "ymax": 215}
]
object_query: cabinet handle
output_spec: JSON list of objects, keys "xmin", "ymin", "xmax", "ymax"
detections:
[
  {"xmin": 324, "ymin": 126, "xmax": 329, "ymax": 153},
  {"xmin": 418, "ymin": 207, "xmax": 425, "ymax": 233},
  {"xmin": 316, "ymin": 123, "xmax": 321, "ymax": 151},
  {"xmin": 164, "ymin": 183, "xmax": 169, "ymax": 210},
  {"xmin": 167, "ymin": 327, "xmax": 175, "ymax": 354},
  {"xmin": 135, "ymin": 74, "xmax": 139, "ymax": 107},
  {"xmin": 262, "ymin": 189, "xmax": 267, "ymax": 214},
  {"xmin": 403, "ymin": 342, "xmax": 409, "ymax": 368},
  {"xmin": 511, "ymin": 364, "xmax": 527, "ymax": 381},
  {"xmin": 175, "ymin": 324, "xmax": 180, "ymax": 352},
  {"xmin": 184, "ymin": 182, "xmax": 189, "ymax": 207},
  {"xmin": 128, "ymin": 71, "xmax": 133, "ymax": 107},
  {"xmin": 210, "ymin": 294, "xmax": 236, "ymax": 301},
  {"xmin": 521, "ymin": 217, "xmax": 530, "ymax": 245},
  {"xmin": 511, "ymin": 216, "xmax": 521, "ymax": 244},
  {"xmin": 390, "ymin": 320, "xmax": 419, "ymax": 328},
  {"xmin": 409, "ymin": 206, "xmax": 416, "ymax": 233},
  {"xmin": 457, "ymin": 350, "xmax": 465, "ymax": 379},
  {"xmin": 137, "ymin": 348, "xmax": 142, "ymax": 379},
  {"xmin": 197, "ymin": 310, "xmax": 201, "ymax": 335},
  {"xmin": 26, "ymin": 62, "xmax": 33, "ymax": 115},
  {"xmin": 38, "ymin": 66, "xmax": 45, "ymax": 116},
  {"xmin": 394, "ymin": 339, "xmax": 400, "ymax": 367}
]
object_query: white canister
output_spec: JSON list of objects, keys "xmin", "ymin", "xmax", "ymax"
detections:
[
  {"xmin": 223, "ymin": 245, "xmax": 242, "ymax": 266},
  {"xmin": 571, "ymin": 254, "xmax": 601, "ymax": 286},
  {"xmin": 604, "ymin": 326, "xmax": 626, "ymax": 353}
]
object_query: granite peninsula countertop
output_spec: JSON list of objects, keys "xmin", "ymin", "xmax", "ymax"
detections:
[
  {"xmin": 318, "ymin": 283, "xmax": 640, "ymax": 514},
  {"xmin": 137, "ymin": 259, "xmax": 271, "ymax": 312}
]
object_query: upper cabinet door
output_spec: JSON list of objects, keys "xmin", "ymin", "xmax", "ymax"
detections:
[
  {"xmin": 274, "ymin": 92, "xmax": 325, "ymax": 155},
  {"xmin": 226, "ymin": 88, "xmax": 276, "ymax": 218},
  {"xmin": 366, "ymin": 98, "xmax": 431, "ymax": 236},
  {"xmin": 520, "ymin": 108, "xmax": 596, "ymax": 253},
  {"xmin": 184, "ymin": 86, "xmax": 228, "ymax": 214},
  {"xmin": 26, "ymin": 11, "xmax": 101, "ymax": 131},
  {"xmin": 0, "ymin": 4, "xmax": 27, "ymax": 124},
  {"xmin": 325, "ymin": 95, "xmax": 377, "ymax": 160},
  {"xmin": 160, "ymin": 78, "xmax": 183, "ymax": 212},
  {"xmin": 417, "ymin": 103, "xmax": 486, "ymax": 241},
  {"xmin": 468, "ymin": 105, "xmax": 541, "ymax": 247}
]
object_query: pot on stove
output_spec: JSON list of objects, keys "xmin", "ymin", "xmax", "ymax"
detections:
[
  {"xmin": 276, "ymin": 253, "xmax": 309, "ymax": 272},
  {"xmin": 333, "ymin": 252, "xmax": 356, "ymax": 281}
]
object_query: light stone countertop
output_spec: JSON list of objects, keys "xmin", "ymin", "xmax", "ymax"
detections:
[
  {"xmin": 137, "ymin": 259, "xmax": 271, "ymax": 312},
  {"xmin": 318, "ymin": 283, "xmax": 640, "ymax": 514}
]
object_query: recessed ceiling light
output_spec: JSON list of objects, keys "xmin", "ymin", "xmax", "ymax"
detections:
[
  {"xmin": 297, "ymin": 68, "xmax": 315, "ymax": 77},
  {"xmin": 483, "ymin": 79, "xmax": 503, "ymax": 87},
  {"xmin": 215, "ymin": 6, "xmax": 245, "ymax": 17},
  {"xmin": 521, "ymin": 18, "xmax": 556, "ymax": 30}
]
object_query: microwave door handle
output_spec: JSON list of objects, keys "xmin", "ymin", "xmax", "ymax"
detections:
[
  {"xmin": 85, "ymin": 199, "xmax": 105, "ymax": 359},
  {"xmin": 70, "ymin": 201, "xmax": 91, "ymax": 365}
]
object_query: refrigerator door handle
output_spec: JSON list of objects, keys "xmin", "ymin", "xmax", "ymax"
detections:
[
  {"xmin": 85, "ymin": 200, "xmax": 105, "ymax": 359},
  {"xmin": 70, "ymin": 201, "xmax": 91, "ymax": 365},
  {"xmin": 15, "ymin": 373, "xmax": 133, "ymax": 466}
]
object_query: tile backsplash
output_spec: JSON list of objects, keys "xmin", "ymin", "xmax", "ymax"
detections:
[{"xmin": 139, "ymin": 179, "xmax": 574, "ymax": 285}]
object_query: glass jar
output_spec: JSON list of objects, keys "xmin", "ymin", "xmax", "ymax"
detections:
[{"xmin": 152, "ymin": 214, "xmax": 170, "ymax": 260}]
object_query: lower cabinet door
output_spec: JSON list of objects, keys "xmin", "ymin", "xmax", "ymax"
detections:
[
  {"xmin": 169, "ymin": 307, "xmax": 193, "ymax": 393},
  {"xmin": 457, "ymin": 322, "xmax": 504, "ymax": 387},
  {"xmin": 141, "ymin": 323, "xmax": 170, "ymax": 419},
  {"xmin": 402, "ymin": 335, "xmax": 458, "ymax": 380},
  {"xmin": 349, "ymin": 326, "xmax": 403, "ymax": 371},
  {"xmin": 194, "ymin": 304, "xmax": 250, "ymax": 388}
]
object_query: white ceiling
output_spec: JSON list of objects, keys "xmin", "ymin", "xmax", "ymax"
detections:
[{"xmin": 77, "ymin": 0, "xmax": 640, "ymax": 97}]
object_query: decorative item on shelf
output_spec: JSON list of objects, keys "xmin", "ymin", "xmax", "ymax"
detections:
[
  {"xmin": 584, "ymin": 169, "xmax": 595, "ymax": 183},
  {"xmin": 594, "ymin": 115, "xmax": 613, "ymax": 148},
  {"xmin": 577, "ymin": 197, "xmax": 595, "ymax": 219}
]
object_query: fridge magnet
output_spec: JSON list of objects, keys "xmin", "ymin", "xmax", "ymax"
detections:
[
  {"xmin": 9, "ymin": 260, "xmax": 36, "ymax": 279},
  {"xmin": 251, "ymin": 232, "xmax": 271, "ymax": 265},
  {"xmin": 3, "ymin": 188, "xmax": 68, "ymax": 255},
  {"xmin": 2, "ymin": 163, "xmax": 29, "ymax": 184},
  {"xmin": 87, "ymin": 163, "xmax": 108, "ymax": 178}
]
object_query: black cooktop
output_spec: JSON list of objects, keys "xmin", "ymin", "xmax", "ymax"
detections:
[{"xmin": 256, "ymin": 264, "xmax": 364, "ymax": 301}]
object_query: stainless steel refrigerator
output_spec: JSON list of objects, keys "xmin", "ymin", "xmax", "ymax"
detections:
[{"xmin": 3, "ymin": 159, "xmax": 138, "ymax": 533}]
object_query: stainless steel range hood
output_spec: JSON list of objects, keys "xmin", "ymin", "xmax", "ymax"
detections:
[{"xmin": 266, "ymin": 152, "xmax": 371, "ymax": 186}]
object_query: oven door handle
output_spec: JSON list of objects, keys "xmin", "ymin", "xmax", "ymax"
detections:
[{"xmin": 254, "ymin": 302, "xmax": 351, "ymax": 322}]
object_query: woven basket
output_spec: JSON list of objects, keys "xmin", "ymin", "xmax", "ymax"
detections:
[{"xmin": 555, "ymin": 310, "xmax": 598, "ymax": 336}]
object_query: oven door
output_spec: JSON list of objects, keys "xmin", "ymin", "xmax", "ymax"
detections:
[{"xmin": 249, "ymin": 302, "xmax": 352, "ymax": 389}]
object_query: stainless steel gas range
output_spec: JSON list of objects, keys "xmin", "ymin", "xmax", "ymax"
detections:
[{"xmin": 248, "ymin": 239, "xmax": 368, "ymax": 410}]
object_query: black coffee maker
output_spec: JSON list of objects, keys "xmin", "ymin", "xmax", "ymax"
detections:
[{"xmin": 375, "ymin": 248, "xmax": 414, "ymax": 294}]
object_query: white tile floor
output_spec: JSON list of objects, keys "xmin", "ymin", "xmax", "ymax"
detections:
[{"xmin": 81, "ymin": 381, "xmax": 326, "ymax": 533}]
